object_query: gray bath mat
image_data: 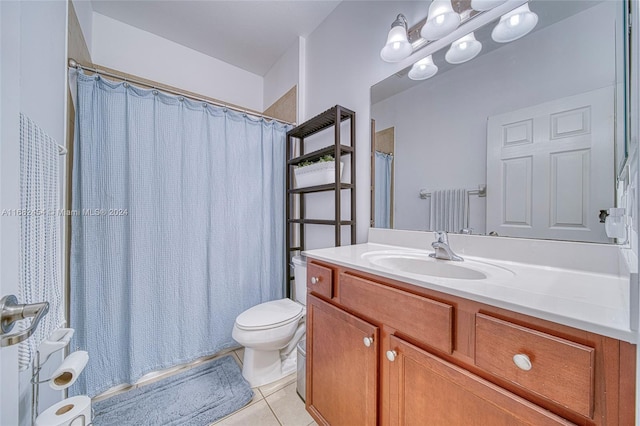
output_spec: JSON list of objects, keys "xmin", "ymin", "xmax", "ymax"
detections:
[{"xmin": 93, "ymin": 355, "xmax": 253, "ymax": 426}]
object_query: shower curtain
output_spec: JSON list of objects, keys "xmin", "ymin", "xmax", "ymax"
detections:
[
  {"xmin": 70, "ymin": 71, "xmax": 290, "ymax": 397},
  {"xmin": 374, "ymin": 151, "xmax": 393, "ymax": 228}
]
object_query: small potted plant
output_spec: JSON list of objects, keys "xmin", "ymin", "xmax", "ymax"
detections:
[{"xmin": 294, "ymin": 154, "xmax": 344, "ymax": 188}]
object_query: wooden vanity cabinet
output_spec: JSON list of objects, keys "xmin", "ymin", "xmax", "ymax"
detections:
[
  {"xmin": 305, "ymin": 260, "xmax": 636, "ymax": 426},
  {"xmin": 387, "ymin": 335, "xmax": 573, "ymax": 425}
]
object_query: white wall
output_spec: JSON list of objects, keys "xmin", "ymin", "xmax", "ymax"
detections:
[
  {"xmin": 372, "ymin": 3, "xmax": 617, "ymax": 233},
  {"xmin": 71, "ymin": 0, "xmax": 93, "ymax": 56},
  {"xmin": 628, "ymin": 0, "xmax": 640, "ymax": 260},
  {"xmin": 91, "ymin": 12, "xmax": 264, "ymax": 112},
  {"xmin": 629, "ymin": 4, "xmax": 640, "ymax": 417},
  {"xmin": 303, "ymin": 1, "xmax": 427, "ymax": 246},
  {"xmin": 263, "ymin": 38, "xmax": 299, "ymax": 111}
]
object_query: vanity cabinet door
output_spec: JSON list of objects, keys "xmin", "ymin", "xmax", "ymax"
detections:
[
  {"xmin": 386, "ymin": 335, "xmax": 574, "ymax": 426},
  {"xmin": 306, "ymin": 294, "xmax": 378, "ymax": 426}
]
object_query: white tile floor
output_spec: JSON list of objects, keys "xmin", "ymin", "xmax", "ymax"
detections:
[
  {"xmin": 93, "ymin": 347, "xmax": 316, "ymax": 426},
  {"xmin": 213, "ymin": 348, "xmax": 316, "ymax": 426}
]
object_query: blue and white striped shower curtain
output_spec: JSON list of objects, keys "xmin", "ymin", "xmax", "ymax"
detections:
[{"xmin": 70, "ymin": 71, "xmax": 290, "ymax": 397}]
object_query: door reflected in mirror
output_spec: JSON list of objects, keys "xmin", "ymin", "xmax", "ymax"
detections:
[{"xmin": 370, "ymin": 0, "xmax": 628, "ymax": 244}]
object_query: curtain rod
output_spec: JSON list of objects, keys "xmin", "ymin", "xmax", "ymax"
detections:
[{"xmin": 68, "ymin": 58, "xmax": 296, "ymax": 126}]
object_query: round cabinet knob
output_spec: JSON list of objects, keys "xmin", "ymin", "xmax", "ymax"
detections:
[
  {"xmin": 363, "ymin": 336, "xmax": 374, "ymax": 347},
  {"xmin": 386, "ymin": 350, "xmax": 397, "ymax": 362},
  {"xmin": 310, "ymin": 277, "xmax": 319, "ymax": 284},
  {"xmin": 513, "ymin": 353, "xmax": 532, "ymax": 371}
]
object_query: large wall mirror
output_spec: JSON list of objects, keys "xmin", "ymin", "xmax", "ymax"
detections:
[{"xmin": 371, "ymin": 0, "xmax": 628, "ymax": 244}]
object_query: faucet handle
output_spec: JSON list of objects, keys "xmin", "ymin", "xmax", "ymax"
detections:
[{"xmin": 434, "ymin": 231, "xmax": 448, "ymax": 243}]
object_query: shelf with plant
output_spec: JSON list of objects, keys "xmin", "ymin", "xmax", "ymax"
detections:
[
  {"xmin": 293, "ymin": 154, "xmax": 344, "ymax": 188},
  {"xmin": 287, "ymin": 144, "xmax": 353, "ymax": 166}
]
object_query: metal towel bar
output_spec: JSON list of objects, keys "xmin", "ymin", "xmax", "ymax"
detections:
[
  {"xmin": 418, "ymin": 185, "xmax": 487, "ymax": 231},
  {"xmin": 419, "ymin": 184, "xmax": 487, "ymax": 199}
]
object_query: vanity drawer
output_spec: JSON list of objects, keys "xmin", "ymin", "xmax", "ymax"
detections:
[
  {"xmin": 475, "ymin": 313, "xmax": 594, "ymax": 418},
  {"xmin": 340, "ymin": 273, "xmax": 453, "ymax": 354},
  {"xmin": 307, "ymin": 262, "xmax": 334, "ymax": 299}
]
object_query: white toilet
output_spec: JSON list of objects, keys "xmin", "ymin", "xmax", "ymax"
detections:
[{"xmin": 232, "ymin": 256, "xmax": 307, "ymax": 387}]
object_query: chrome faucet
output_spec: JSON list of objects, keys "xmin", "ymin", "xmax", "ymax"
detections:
[{"xmin": 429, "ymin": 231, "xmax": 463, "ymax": 261}]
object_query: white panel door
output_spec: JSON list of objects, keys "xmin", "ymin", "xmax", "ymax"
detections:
[
  {"xmin": 486, "ymin": 86, "xmax": 614, "ymax": 243},
  {"xmin": 1, "ymin": 1, "xmax": 23, "ymax": 424}
]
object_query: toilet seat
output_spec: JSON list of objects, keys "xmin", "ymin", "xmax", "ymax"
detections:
[{"xmin": 235, "ymin": 299, "xmax": 303, "ymax": 331}]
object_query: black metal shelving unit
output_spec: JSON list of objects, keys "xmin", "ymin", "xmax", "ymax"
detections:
[{"xmin": 285, "ymin": 105, "xmax": 356, "ymax": 297}]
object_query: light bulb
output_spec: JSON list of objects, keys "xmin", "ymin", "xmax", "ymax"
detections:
[
  {"xmin": 380, "ymin": 14, "xmax": 412, "ymax": 62},
  {"xmin": 445, "ymin": 32, "xmax": 482, "ymax": 64},
  {"xmin": 420, "ymin": 0, "xmax": 460, "ymax": 41},
  {"xmin": 408, "ymin": 56, "xmax": 438, "ymax": 80},
  {"xmin": 491, "ymin": 3, "xmax": 538, "ymax": 43}
]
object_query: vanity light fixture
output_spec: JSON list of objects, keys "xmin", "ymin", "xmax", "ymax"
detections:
[
  {"xmin": 380, "ymin": 0, "xmax": 537, "ymax": 79},
  {"xmin": 491, "ymin": 3, "xmax": 538, "ymax": 43},
  {"xmin": 420, "ymin": 0, "xmax": 461, "ymax": 41},
  {"xmin": 408, "ymin": 55, "xmax": 438, "ymax": 80},
  {"xmin": 470, "ymin": 0, "xmax": 507, "ymax": 12},
  {"xmin": 380, "ymin": 14, "xmax": 413, "ymax": 62},
  {"xmin": 445, "ymin": 32, "xmax": 482, "ymax": 64}
]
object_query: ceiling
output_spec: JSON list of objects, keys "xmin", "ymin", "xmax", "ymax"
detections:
[{"xmin": 91, "ymin": 0, "xmax": 342, "ymax": 76}]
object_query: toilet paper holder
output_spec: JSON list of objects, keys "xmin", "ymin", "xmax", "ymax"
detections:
[
  {"xmin": 71, "ymin": 413, "xmax": 90, "ymax": 426},
  {"xmin": 67, "ymin": 412, "xmax": 91, "ymax": 426},
  {"xmin": 31, "ymin": 328, "xmax": 77, "ymax": 426},
  {"xmin": 31, "ymin": 328, "xmax": 75, "ymax": 387},
  {"xmin": 34, "ymin": 396, "xmax": 93, "ymax": 426}
]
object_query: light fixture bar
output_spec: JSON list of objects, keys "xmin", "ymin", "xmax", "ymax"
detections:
[{"xmin": 391, "ymin": 0, "xmax": 529, "ymax": 74}]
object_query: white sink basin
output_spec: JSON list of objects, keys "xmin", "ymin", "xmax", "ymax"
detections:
[{"xmin": 362, "ymin": 250, "xmax": 514, "ymax": 281}]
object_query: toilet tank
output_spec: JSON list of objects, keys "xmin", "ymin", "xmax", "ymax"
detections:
[{"xmin": 292, "ymin": 255, "xmax": 307, "ymax": 305}]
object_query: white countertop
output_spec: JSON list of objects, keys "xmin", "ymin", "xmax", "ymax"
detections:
[{"xmin": 303, "ymin": 241, "xmax": 636, "ymax": 343}]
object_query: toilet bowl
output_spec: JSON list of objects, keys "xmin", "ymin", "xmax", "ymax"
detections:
[{"xmin": 232, "ymin": 256, "xmax": 307, "ymax": 387}]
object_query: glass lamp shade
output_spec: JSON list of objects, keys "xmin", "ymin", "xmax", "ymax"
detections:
[
  {"xmin": 445, "ymin": 32, "xmax": 482, "ymax": 64},
  {"xmin": 408, "ymin": 56, "xmax": 438, "ymax": 80},
  {"xmin": 420, "ymin": 0, "xmax": 460, "ymax": 41},
  {"xmin": 380, "ymin": 24, "xmax": 412, "ymax": 62},
  {"xmin": 470, "ymin": 0, "xmax": 507, "ymax": 11},
  {"xmin": 491, "ymin": 3, "xmax": 538, "ymax": 43}
]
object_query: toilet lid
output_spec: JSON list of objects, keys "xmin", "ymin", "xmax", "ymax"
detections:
[{"xmin": 236, "ymin": 298, "xmax": 303, "ymax": 330}]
